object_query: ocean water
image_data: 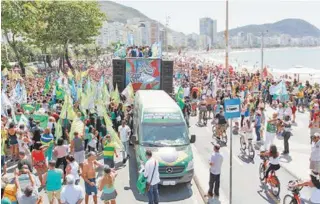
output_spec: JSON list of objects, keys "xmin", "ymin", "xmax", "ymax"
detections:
[{"xmin": 211, "ymin": 47, "xmax": 320, "ymax": 71}]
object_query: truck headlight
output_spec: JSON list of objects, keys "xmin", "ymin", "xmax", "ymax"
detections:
[{"xmin": 186, "ymin": 160, "xmax": 194, "ymax": 171}]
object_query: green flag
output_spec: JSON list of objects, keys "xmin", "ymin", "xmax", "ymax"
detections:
[
  {"xmin": 55, "ymin": 81, "xmax": 65, "ymax": 100},
  {"xmin": 21, "ymin": 104, "xmax": 35, "ymax": 112},
  {"xmin": 111, "ymin": 84, "xmax": 120, "ymax": 105},
  {"xmin": 43, "ymin": 76, "xmax": 51, "ymax": 95},
  {"xmin": 136, "ymin": 172, "xmax": 147, "ymax": 194},
  {"xmin": 175, "ymin": 86, "xmax": 185, "ymax": 109}
]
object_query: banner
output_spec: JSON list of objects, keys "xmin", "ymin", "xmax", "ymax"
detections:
[
  {"xmin": 15, "ymin": 114, "xmax": 48, "ymax": 129},
  {"xmin": 126, "ymin": 58, "xmax": 161, "ymax": 91}
]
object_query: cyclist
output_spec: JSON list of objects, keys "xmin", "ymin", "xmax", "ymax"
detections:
[
  {"xmin": 215, "ymin": 109, "xmax": 227, "ymax": 140},
  {"xmin": 290, "ymin": 171, "xmax": 320, "ymax": 204},
  {"xmin": 198, "ymin": 99, "xmax": 207, "ymax": 125},
  {"xmin": 241, "ymin": 118, "xmax": 253, "ymax": 147},
  {"xmin": 261, "ymin": 144, "xmax": 280, "ymax": 183}
]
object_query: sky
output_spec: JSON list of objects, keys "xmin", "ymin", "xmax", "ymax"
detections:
[{"xmin": 114, "ymin": 0, "xmax": 320, "ymax": 34}]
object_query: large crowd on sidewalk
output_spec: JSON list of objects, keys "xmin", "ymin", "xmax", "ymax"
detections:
[
  {"xmin": 1, "ymin": 52, "xmax": 320, "ymax": 204},
  {"xmin": 173, "ymin": 55, "xmax": 320, "ymax": 203}
]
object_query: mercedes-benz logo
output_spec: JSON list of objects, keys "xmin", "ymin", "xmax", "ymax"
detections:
[{"xmin": 166, "ymin": 167, "xmax": 173, "ymax": 173}]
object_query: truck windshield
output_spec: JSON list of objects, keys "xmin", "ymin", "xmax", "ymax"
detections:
[{"xmin": 141, "ymin": 123, "xmax": 190, "ymax": 147}]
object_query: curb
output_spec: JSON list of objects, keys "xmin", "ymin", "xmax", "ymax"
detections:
[
  {"xmin": 193, "ymin": 176, "xmax": 207, "ymax": 204},
  {"xmin": 279, "ymin": 163, "xmax": 300, "ymax": 180}
]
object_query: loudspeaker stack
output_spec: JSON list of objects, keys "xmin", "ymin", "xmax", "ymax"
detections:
[
  {"xmin": 112, "ymin": 59, "xmax": 126, "ymax": 93},
  {"xmin": 160, "ymin": 60, "xmax": 174, "ymax": 94}
]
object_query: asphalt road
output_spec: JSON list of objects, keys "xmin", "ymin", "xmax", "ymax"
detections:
[
  {"xmin": 189, "ymin": 116, "xmax": 313, "ymax": 204},
  {"xmin": 3, "ymin": 145, "xmax": 203, "ymax": 204}
]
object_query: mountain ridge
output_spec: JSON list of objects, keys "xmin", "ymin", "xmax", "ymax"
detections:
[
  {"xmin": 99, "ymin": 1, "xmax": 320, "ymax": 38},
  {"xmin": 220, "ymin": 18, "xmax": 320, "ymax": 38}
]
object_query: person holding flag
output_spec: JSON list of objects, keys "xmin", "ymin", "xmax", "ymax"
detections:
[{"xmin": 40, "ymin": 128, "xmax": 55, "ymax": 161}]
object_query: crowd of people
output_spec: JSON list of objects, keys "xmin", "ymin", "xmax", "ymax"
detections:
[
  {"xmin": 1, "ymin": 68, "xmax": 138, "ymax": 204},
  {"xmin": 126, "ymin": 46, "xmax": 153, "ymax": 58},
  {"xmin": 173, "ymin": 55, "xmax": 320, "ymax": 203},
  {"xmin": 1, "ymin": 52, "xmax": 320, "ymax": 204}
]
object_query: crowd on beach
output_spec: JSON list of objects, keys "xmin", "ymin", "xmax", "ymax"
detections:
[{"xmin": 1, "ymin": 52, "xmax": 320, "ymax": 204}]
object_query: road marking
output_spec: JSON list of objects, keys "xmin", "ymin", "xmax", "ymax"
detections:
[{"xmin": 221, "ymin": 145, "xmax": 243, "ymax": 166}]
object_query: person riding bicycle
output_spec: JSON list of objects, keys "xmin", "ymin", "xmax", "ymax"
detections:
[
  {"xmin": 215, "ymin": 109, "xmax": 227, "ymax": 140},
  {"xmin": 289, "ymin": 171, "xmax": 320, "ymax": 204},
  {"xmin": 261, "ymin": 145, "xmax": 280, "ymax": 182},
  {"xmin": 241, "ymin": 118, "xmax": 253, "ymax": 147},
  {"xmin": 198, "ymin": 99, "xmax": 207, "ymax": 125}
]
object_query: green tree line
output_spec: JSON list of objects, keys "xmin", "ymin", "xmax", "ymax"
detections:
[{"xmin": 1, "ymin": 1, "xmax": 106, "ymax": 75}]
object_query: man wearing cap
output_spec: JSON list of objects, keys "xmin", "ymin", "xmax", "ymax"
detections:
[
  {"xmin": 61, "ymin": 175, "xmax": 85, "ymax": 204},
  {"xmin": 208, "ymin": 144, "xmax": 223, "ymax": 198},
  {"xmin": 310, "ymin": 133, "xmax": 320, "ymax": 173}
]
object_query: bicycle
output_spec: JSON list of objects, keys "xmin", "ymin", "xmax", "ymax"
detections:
[
  {"xmin": 283, "ymin": 180, "xmax": 304, "ymax": 204},
  {"xmin": 212, "ymin": 123, "xmax": 228, "ymax": 145},
  {"xmin": 240, "ymin": 132, "xmax": 255, "ymax": 159},
  {"xmin": 258, "ymin": 153, "xmax": 281, "ymax": 197}
]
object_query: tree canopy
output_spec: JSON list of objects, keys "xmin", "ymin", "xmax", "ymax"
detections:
[{"xmin": 1, "ymin": 0, "xmax": 106, "ymax": 75}]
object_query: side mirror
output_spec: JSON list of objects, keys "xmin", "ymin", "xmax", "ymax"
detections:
[
  {"xmin": 190, "ymin": 135, "xmax": 196, "ymax": 143},
  {"xmin": 131, "ymin": 136, "xmax": 138, "ymax": 144}
]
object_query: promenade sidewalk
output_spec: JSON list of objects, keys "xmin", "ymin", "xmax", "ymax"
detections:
[
  {"xmin": 274, "ymin": 138, "xmax": 311, "ymax": 180},
  {"xmin": 192, "ymin": 144, "xmax": 229, "ymax": 204},
  {"xmin": 265, "ymin": 106, "xmax": 312, "ymax": 180}
]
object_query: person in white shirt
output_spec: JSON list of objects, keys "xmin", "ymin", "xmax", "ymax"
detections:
[
  {"xmin": 208, "ymin": 144, "xmax": 223, "ymax": 198},
  {"xmin": 310, "ymin": 133, "xmax": 320, "ymax": 173},
  {"xmin": 61, "ymin": 174, "xmax": 84, "ymax": 204},
  {"xmin": 183, "ymin": 86, "xmax": 190, "ymax": 98},
  {"xmin": 291, "ymin": 171, "xmax": 320, "ymax": 204},
  {"xmin": 118, "ymin": 120, "xmax": 131, "ymax": 164},
  {"xmin": 284, "ymin": 103, "xmax": 293, "ymax": 119},
  {"xmin": 269, "ymin": 83, "xmax": 276, "ymax": 104},
  {"xmin": 277, "ymin": 103, "xmax": 285, "ymax": 120},
  {"xmin": 143, "ymin": 150, "xmax": 160, "ymax": 204}
]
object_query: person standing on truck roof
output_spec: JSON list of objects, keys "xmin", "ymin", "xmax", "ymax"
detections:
[{"xmin": 118, "ymin": 120, "xmax": 131, "ymax": 164}]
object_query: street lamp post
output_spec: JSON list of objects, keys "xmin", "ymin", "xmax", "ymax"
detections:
[{"xmin": 225, "ymin": 1, "xmax": 233, "ymax": 204}]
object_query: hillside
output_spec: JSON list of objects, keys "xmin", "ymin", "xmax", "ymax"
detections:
[
  {"xmin": 99, "ymin": 2, "xmax": 320, "ymax": 38},
  {"xmin": 99, "ymin": 1, "xmax": 177, "ymax": 35},
  {"xmin": 224, "ymin": 19, "xmax": 320, "ymax": 37},
  {"xmin": 99, "ymin": 1, "xmax": 150, "ymax": 24}
]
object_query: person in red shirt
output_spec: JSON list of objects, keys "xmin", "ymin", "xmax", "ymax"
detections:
[
  {"xmin": 50, "ymin": 111, "xmax": 60, "ymax": 122},
  {"xmin": 290, "ymin": 102, "xmax": 297, "ymax": 123}
]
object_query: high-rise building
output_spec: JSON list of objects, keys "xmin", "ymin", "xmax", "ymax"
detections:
[
  {"xmin": 199, "ymin": 17, "xmax": 214, "ymax": 45},
  {"xmin": 212, "ymin": 20, "xmax": 217, "ymax": 45},
  {"xmin": 148, "ymin": 22, "xmax": 160, "ymax": 45}
]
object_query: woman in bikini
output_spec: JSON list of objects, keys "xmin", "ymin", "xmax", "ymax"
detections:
[
  {"xmin": 8, "ymin": 123, "xmax": 19, "ymax": 162},
  {"xmin": 99, "ymin": 166, "xmax": 118, "ymax": 204}
]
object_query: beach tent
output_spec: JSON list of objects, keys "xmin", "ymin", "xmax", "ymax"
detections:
[{"xmin": 273, "ymin": 80, "xmax": 289, "ymax": 102}]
